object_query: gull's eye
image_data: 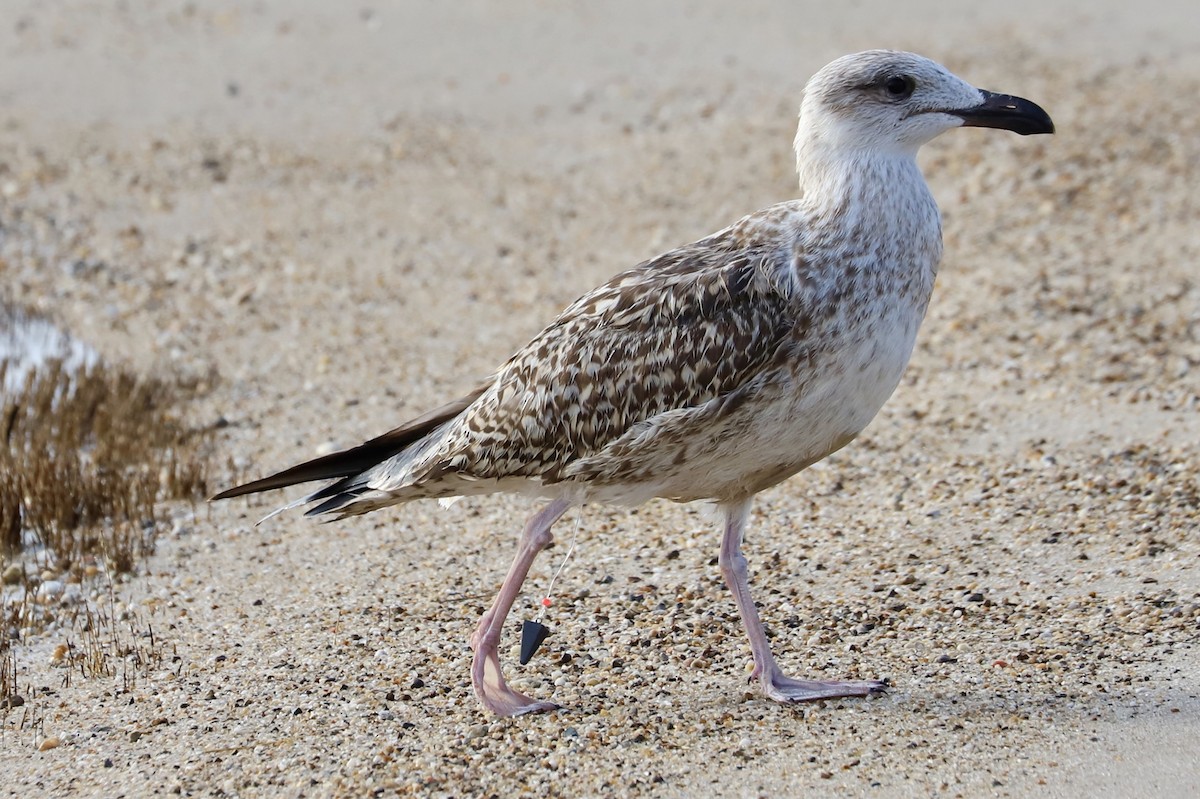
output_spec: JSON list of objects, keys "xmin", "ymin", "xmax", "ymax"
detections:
[{"xmin": 884, "ymin": 75, "xmax": 915, "ymax": 99}]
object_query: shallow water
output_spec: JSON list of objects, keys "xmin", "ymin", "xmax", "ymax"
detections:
[{"xmin": 0, "ymin": 304, "xmax": 97, "ymax": 396}]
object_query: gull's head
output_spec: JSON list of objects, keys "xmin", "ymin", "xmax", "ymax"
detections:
[{"xmin": 796, "ymin": 50, "xmax": 1054, "ymax": 158}]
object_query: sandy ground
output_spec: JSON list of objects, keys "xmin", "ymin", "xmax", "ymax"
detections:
[{"xmin": 2, "ymin": 1, "xmax": 1198, "ymax": 796}]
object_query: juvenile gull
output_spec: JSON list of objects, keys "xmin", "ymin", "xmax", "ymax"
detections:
[{"xmin": 213, "ymin": 51, "xmax": 1053, "ymax": 716}]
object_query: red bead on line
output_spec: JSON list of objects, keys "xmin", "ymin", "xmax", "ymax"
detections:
[{"xmin": 541, "ymin": 597, "xmax": 552, "ymax": 608}]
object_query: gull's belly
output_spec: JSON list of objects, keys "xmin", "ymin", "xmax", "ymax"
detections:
[
  {"xmin": 809, "ymin": 316, "xmax": 921, "ymax": 439},
  {"xmin": 765, "ymin": 333, "xmax": 912, "ymax": 457},
  {"xmin": 657, "ymin": 305, "xmax": 924, "ymax": 502}
]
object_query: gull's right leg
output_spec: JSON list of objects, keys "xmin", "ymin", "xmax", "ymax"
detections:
[{"xmin": 719, "ymin": 497, "xmax": 887, "ymax": 703}]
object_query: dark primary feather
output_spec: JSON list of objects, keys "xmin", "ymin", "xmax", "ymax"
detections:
[{"xmin": 209, "ymin": 391, "xmax": 483, "ymax": 500}]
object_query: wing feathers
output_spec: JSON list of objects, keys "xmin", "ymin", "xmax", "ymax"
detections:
[{"xmin": 212, "ymin": 203, "xmax": 807, "ymax": 508}]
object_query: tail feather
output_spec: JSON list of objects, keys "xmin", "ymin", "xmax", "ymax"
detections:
[
  {"xmin": 210, "ymin": 388, "xmax": 484, "ymax": 502},
  {"xmin": 304, "ymin": 487, "xmax": 369, "ymax": 517}
]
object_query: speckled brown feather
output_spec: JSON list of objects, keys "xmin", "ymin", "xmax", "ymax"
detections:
[
  {"xmin": 307, "ymin": 209, "xmax": 807, "ymax": 511},
  {"xmin": 437, "ymin": 218, "xmax": 797, "ymax": 478}
]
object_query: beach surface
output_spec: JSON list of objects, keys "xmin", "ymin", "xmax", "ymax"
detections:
[{"xmin": 1, "ymin": 1, "xmax": 1197, "ymax": 796}]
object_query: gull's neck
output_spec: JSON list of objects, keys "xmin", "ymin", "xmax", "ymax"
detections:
[
  {"xmin": 792, "ymin": 127, "xmax": 935, "ymax": 240},
  {"xmin": 796, "ymin": 139, "xmax": 922, "ymax": 203},
  {"xmin": 789, "ymin": 124, "xmax": 943, "ymax": 288}
]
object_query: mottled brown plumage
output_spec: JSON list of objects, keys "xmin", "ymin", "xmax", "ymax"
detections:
[{"xmin": 213, "ymin": 51, "xmax": 1053, "ymax": 716}]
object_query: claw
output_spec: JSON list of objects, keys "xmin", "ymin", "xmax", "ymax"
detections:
[
  {"xmin": 761, "ymin": 671, "xmax": 887, "ymax": 703},
  {"xmin": 472, "ymin": 645, "xmax": 560, "ymax": 716}
]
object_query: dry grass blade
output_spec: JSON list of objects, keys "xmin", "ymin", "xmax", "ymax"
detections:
[{"xmin": 0, "ymin": 354, "xmax": 212, "ymax": 572}]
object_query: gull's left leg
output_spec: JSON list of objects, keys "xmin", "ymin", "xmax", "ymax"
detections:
[
  {"xmin": 718, "ymin": 497, "xmax": 887, "ymax": 703},
  {"xmin": 469, "ymin": 498, "xmax": 571, "ymax": 716}
]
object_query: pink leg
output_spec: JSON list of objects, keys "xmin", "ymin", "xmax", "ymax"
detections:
[
  {"xmin": 719, "ymin": 497, "xmax": 886, "ymax": 703},
  {"xmin": 469, "ymin": 498, "xmax": 571, "ymax": 716}
]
